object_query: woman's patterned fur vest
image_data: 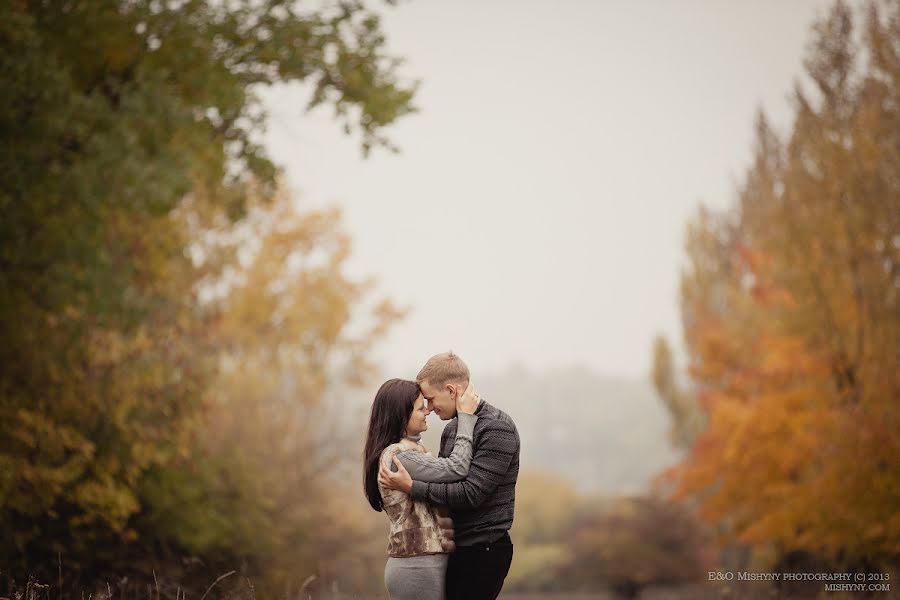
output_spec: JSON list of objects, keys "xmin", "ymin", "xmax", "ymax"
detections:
[{"xmin": 380, "ymin": 438, "xmax": 455, "ymax": 558}]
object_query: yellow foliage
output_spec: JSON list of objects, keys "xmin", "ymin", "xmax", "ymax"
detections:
[{"xmin": 664, "ymin": 0, "xmax": 900, "ymax": 569}]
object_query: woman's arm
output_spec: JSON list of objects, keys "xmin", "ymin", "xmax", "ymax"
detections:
[{"xmin": 393, "ymin": 412, "xmax": 477, "ymax": 482}]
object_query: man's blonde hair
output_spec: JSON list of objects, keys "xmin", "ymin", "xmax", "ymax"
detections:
[{"xmin": 416, "ymin": 351, "xmax": 470, "ymax": 387}]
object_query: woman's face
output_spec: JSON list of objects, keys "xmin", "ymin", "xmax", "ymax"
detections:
[{"xmin": 405, "ymin": 393, "xmax": 429, "ymax": 436}]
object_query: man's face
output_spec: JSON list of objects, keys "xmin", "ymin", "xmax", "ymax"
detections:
[{"xmin": 419, "ymin": 379, "xmax": 458, "ymax": 421}]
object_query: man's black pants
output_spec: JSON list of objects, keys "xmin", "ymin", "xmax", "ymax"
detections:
[{"xmin": 445, "ymin": 532, "xmax": 514, "ymax": 600}]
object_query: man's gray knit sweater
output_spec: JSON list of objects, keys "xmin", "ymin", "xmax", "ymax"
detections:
[{"xmin": 410, "ymin": 399, "xmax": 520, "ymax": 546}]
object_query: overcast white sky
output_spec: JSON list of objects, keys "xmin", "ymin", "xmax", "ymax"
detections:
[{"xmin": 261, "ymin": 0, "xmax": 834, "ymax": 380}]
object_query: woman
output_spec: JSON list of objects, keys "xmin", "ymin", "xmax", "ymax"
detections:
[{"xmin": 363, "ymin": 378, "xmax": 479, "ymax": 600}]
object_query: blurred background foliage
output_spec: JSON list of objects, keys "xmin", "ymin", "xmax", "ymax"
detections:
[
  {"xmin": 1, "ymin": 0, "xmax": 410, "ymax": 596},
  {"xmin": 1, "ymin": 0, "xmax": 898, "ymax": 599},
  {"xmin": 652, "ymin": 0, "xmax": 900, "ymax": 582}
]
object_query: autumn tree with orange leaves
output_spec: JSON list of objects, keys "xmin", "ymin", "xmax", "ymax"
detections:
[{"xmin": 653, "ymin": 0, "xmax": 900, "ymax": 571}]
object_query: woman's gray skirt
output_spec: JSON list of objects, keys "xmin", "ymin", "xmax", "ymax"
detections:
[{"xmin": 384, "ymin": 553, "xmax": 449, "ymax": 600}]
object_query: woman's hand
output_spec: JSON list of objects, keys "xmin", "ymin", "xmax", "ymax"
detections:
[{"xmin": 456, "ymin": 382, "xmax": 480, "ymax": 414}]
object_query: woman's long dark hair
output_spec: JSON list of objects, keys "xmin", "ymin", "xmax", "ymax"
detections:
[{"xmin": 363, "ymin": 378, "xmax": 420, "ymax": 511}]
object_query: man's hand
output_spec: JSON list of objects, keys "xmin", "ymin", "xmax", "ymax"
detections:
[{"xmin": 378, "ymin": 455, "xmax": 413, "ymax": 494}]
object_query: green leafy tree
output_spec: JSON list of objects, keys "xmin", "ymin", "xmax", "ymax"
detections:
[{"xmin": 0, "ymin": 0, "xmax": 415, "ymax": 581}]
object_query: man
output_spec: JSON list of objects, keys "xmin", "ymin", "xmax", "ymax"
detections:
[{"xmin": 379, "ymin": 351, "xmax": 520, "ymax": 600}]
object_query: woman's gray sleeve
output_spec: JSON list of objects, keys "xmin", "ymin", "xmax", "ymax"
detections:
[{"xmin": 395, "ymin": 413, "xmax": 478, "ymax": 482}]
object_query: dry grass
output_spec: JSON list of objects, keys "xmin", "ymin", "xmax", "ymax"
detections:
[{"xmin": 3, "ymin": 573, "xmax": 895, "ymax": 600}]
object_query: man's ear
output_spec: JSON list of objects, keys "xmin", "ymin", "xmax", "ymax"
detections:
[{"xmin": 446, "ymin": 383, "xmax": 457, "ymax": 399}]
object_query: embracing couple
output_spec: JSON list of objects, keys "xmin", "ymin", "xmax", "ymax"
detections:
[{"xmin": 363, "ymin": 351, "xmax": 521, "ymax": 600}]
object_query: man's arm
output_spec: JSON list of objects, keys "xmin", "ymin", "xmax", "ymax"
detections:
[{"xmin": 409, "ymin": 420, "xmax": 518, "ymax": 509}]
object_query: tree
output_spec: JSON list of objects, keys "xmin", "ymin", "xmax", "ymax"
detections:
[
  {"xmin": 504, "ymin": 470, "xmax": 580, "ymax": 592},
  {"xmin": 656, "ymin": 0, "xmax": 900, "ymax": 571},
  {"xmin": 136, "ymin": 185, "xmax": 404, "ymax": 596},
  {"xmin": 651, "ymin": 335, "xmax": 704, "ymax": 449},
  {"xmin": 560, "ymin": 495, "xmax": 713, "ymax": 598},
  {"xmin": 0, "ymin": 0, "xmax": 415, "ymax": 581}
]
